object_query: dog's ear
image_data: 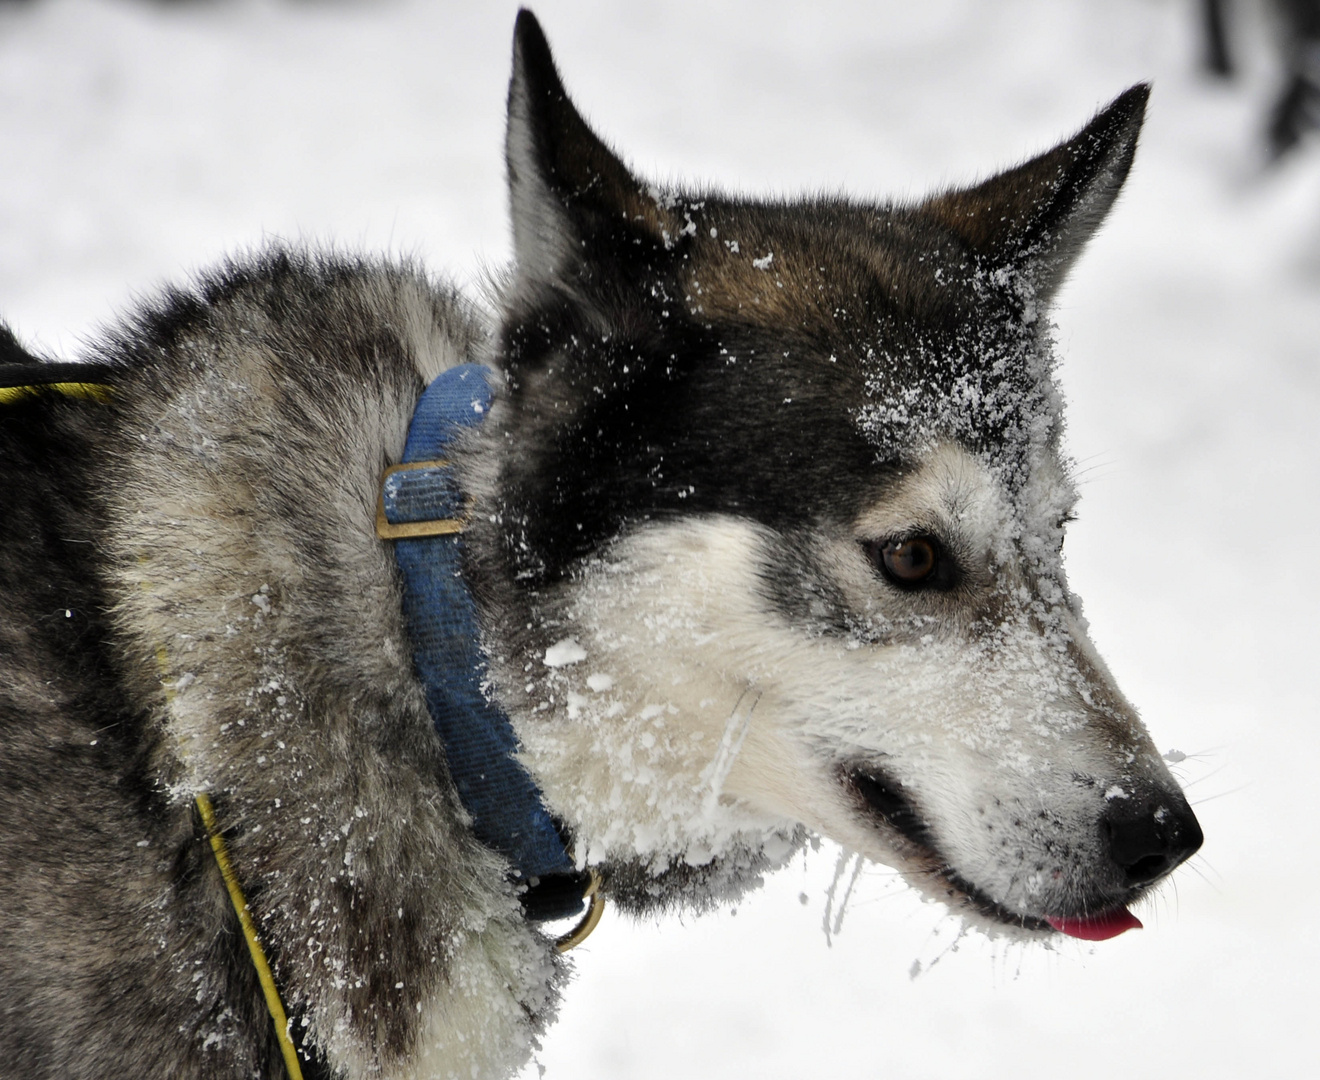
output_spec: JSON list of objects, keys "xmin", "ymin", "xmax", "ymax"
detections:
[
  {"xmin": 505, "ymin": 10, "xmax": 673, "ymax": 289},
  {"xmin": 920, "ymin": 84, "xmax": 1148, "ymax": 304}
]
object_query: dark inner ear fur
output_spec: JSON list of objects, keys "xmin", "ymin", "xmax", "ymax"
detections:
[
  {"xmin": 919, "ymin": 83, "xmax": 1148, "ymax": 302},
  {"xmin": 505, "ymin": 9, "xmax": 675, "ymax": 289}
]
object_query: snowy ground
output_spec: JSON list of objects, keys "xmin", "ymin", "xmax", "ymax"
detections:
[{"xmin": 1, "ymin": 0, "xmax": 1316, "ymax": 1076}]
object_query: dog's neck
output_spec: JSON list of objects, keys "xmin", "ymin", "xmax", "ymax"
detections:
[
  {"xmin": 456, "ymin": 357, "xmax": 806, "ymax": 919},
  {"xmin": 383, "ymin": 362, "xmax": 590, "ymax": 922}
]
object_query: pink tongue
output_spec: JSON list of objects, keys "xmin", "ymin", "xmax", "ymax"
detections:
[{"xmin": 1046, "ymin": 908, "xmax": 1142, "ymax": 941}]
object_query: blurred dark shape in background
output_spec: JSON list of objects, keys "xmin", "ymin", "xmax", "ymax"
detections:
[
  {"xmin": 1203, "ymin": 0, "xmax": 1320, "ymax": 159},
  {"xmin": 1265, "ymin": 0, "xmax": 1320, "ymax": 156},
  {"xmin": 1203, "ymin": 0, "xmax": 1235, "ymax": 75}
]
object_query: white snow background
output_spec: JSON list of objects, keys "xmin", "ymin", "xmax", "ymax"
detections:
[{"xmin": 1, "ymin": 0, "xmax": 1315, "ymax": 1076}]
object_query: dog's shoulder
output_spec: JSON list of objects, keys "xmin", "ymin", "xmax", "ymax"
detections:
[
  {"xmin": 85, "ymin": 245, "xmax": 495, "ymax": 808},
  {"xmin": 92, "ymin": 246, "xmax": 488, "ymax": 761},
  {"xmin": 106, "ymin": 246, "xmax": 487, "ymax": 414},
  {"xmin": 0, "ymin": 248, "xmax": 556, "ymax": 1079}
]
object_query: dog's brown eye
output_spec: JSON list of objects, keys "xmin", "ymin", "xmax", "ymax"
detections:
[
  {"xmin": 862, "ymin": 535, "xmax": 955, "ymax": 591},
  {"xmin": 882, "ymin": 538, "xmax": 936, "ymax": 582}
]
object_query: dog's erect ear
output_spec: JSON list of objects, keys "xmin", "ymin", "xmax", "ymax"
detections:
[
  {"xmin": 921, "ymin": 84, "xmax": 1148, "ymax": 304},
  {"xmin": 506, "ymin": 10, "xmax": 672, "ymax": 288}
]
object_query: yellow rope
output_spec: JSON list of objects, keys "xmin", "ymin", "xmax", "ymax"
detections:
[
  {"xmin": 142, "ymin": 580, "xmax": 303, "ymax": 1075},
  {"xmin": 0, "ymin": 381, "xmax": 113, "ymax": 405},
  {"xmin": 6, "ymin": 378, "xmax": 301, "ymax": 1075},
  {"xmin": 4, "ymin": 381, "xmax": 306, "ymax": 1068},
  {"xmin": 195, "ymin": 794, "xmax": 305, "ymax": 1080},
  {"xmin": 152, "ymin": 645, "xmax": 303, "ymax": 1078}
]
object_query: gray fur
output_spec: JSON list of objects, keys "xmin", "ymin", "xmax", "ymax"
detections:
[{"xmin": 1, "ymin": 252, "xmax": 562, "ymax": 1079}]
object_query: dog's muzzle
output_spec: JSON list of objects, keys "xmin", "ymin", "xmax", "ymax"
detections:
[{"xmin": 842, "ymin": 763, "xmax": 1203, "ymax": 936}]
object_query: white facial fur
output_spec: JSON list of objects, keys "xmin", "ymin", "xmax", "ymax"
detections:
[{"xmin": 507, "ymin": 442, "xmax": 1177, "ymax": 924}]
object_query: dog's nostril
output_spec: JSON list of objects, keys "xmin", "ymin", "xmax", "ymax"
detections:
[
  {"xmin": 1101, "ymin": 795, "xmax": 1204, "ymax": 887},
  {"xmin": 1122, "ymin": 853, "xmax": 1171, "ymax": 884}
]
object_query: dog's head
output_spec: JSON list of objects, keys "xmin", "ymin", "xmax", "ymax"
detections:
[{"xmin": 475, "ymin": 10, "xmax": 1201, "ymax": 938}]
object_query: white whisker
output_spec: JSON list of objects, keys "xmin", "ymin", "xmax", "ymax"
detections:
[{"xmin": 701, "ymin": 687, "xmax": 758, "ymax": 817}]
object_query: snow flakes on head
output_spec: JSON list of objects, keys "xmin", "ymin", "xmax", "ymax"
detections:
[{"xmin": 855, "ymin": 266, "xmax": 1064, "ymax": 497}]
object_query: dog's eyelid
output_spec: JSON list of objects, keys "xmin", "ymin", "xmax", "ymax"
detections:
[{"xmin": 857, "ymin": 525, "xmax": 949, "ymax": 548}]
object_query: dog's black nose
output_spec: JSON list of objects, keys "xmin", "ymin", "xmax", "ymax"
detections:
[{"xmin": 1101, "ymin": 788, "xmax": 1204, "ymax": 887}]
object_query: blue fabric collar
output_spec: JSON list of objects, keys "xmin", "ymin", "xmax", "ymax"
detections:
[{"xmin": 380, "ymin": 363, "xmax": 583, "ymax": 921}]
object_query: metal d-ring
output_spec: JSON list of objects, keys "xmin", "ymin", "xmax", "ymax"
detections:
[{"xmin": 554, "ymin": 868, "xmax": 605, "ymax": 952}]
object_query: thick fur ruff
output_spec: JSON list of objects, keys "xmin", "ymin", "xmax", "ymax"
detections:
[
  {"xmin": 1, "ymin": 252, "xmax": 563, "ymax": 1080},
  {"xmin": 0, "ymin": 10, "xmax": 1202, "ymax": 1079}
]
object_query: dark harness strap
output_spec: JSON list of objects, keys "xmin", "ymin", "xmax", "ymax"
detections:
[{"xmin": 0, "ymin": 359, "xmax": 118, "ymax": 388}]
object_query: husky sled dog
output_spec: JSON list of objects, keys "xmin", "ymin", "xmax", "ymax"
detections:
[{"xmin": 0, "ymin": 10, "xmax": 1202, "ymax": 1080}]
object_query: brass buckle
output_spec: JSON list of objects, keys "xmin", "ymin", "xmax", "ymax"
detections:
[
  {"xmin": 554, "ymin": 868, "xmax": 605, "ymax": 953},
  {"xmin": 375, "ymin": 460, "xmax": 470, "ymax": 540}
]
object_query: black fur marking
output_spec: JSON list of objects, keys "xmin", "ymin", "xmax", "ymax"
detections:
[
  {"xmin": 755, "ymin": 531, "xmax": 857, "ymax": 637},
  {"xmin": 849, "ymin": 766, "xmax": 937, "ymax": 850}
]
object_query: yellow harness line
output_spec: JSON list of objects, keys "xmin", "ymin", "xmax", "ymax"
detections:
[
  {"xmin": 7, "ymin": 376, "xmax": 602, "ymax": 1080},
  {"xmin": 0, "ymin": 381, "xmax": 114, "ymax": 405},
  {"xmin": 195, "ymin": 793, "xmax": 306, "ymax": 1080},
  {"xmin": 151, "ymin": 642, "xmax": 304, "ymax": 1079}
]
